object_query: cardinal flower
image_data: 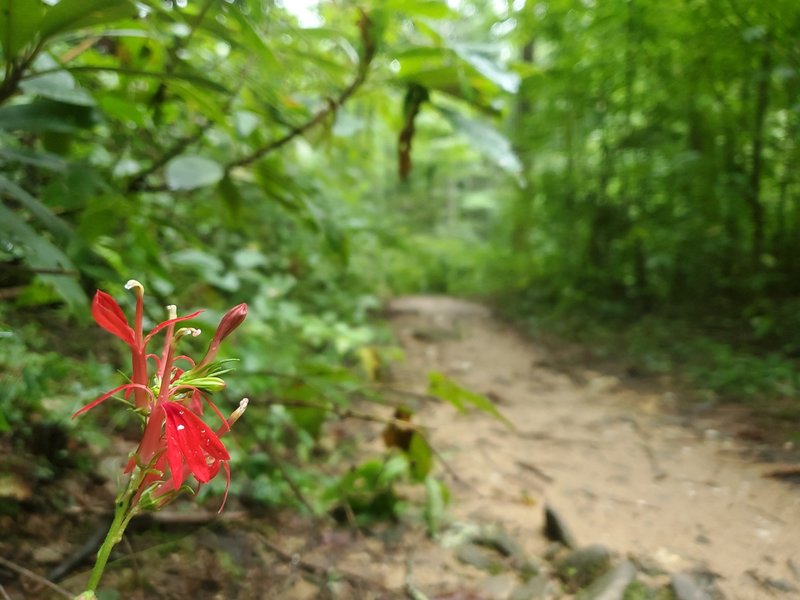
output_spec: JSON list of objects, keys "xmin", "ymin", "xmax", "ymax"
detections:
[
  {"xmin": 73, "ymin": 281, "xmax": 247, "ymax": 511},
  {"xmin": 73, "ymin": 282, "xmax": 248, "ymax": 596}
]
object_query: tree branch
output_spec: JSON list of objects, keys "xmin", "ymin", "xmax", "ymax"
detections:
[{"xmin": 224, "ymin": 10, "xmax": 376, "ymax": 171}]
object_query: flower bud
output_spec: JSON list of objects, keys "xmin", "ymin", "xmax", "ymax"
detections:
[{"xmin": 199, "ymin": 303, "xmax": 247, "ymax": 367}]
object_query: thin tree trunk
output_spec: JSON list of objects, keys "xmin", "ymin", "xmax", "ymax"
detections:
[{"xmin": 747, "ymin": 45, "xmax": 772, "ymax": 265}]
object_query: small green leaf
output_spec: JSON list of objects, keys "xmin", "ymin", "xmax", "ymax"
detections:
[
  {"xmin": 427, "ymin": 371, "xmax": 514, "ymax": 429},
  {"xmin": 424, "ymin": 476, "xmax": 449, "ymax": 536},
  {"xmin": 436, "ymin": 105, "xmax": 523, "ymax": 179},
  {"xmin": 165, "ymin": 156, "xmax": 224, "ymax": 191},
  {"xmin": 378, "ymin": 454, "xmax": 410, "ymax": 487},
  {"xmin": 20, "ymin": 54, "xmax": 95, "ymax": 106},
  {"xmin": 408, "ymin": 433, "xmax": 433, "ymax": 482},
  {"xmin": 233, "ymin": 110, "xmax": 261, "ymax": 137}
]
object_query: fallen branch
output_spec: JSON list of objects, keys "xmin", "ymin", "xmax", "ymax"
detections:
[
  {"xmin": 515, "ymin": 460, "xmax": 555, "ymax": 483},
  {"xmin": 0, "ymin": 555, "xmax": 73, "ymax": 599}
]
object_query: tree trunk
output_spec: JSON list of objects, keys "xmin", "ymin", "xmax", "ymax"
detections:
[{"xmin": 747, "ymin": 45, "xmax": 772, "ymax": 265}]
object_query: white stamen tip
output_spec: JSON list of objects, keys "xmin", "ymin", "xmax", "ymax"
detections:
[
  {"xmin": 229, "ymin": 398, "xmax": 249, "ymax": 425},
  {"xmin": 166, "ymin": 305, "xmax": 177, "ymax": 319},
  {"xmin": 176, "ymin": 327, "xmax": 202, "ymax": 339},
  {"xmin": 125, "ymin": 279, "xmax": 144, "ymax": 293}
]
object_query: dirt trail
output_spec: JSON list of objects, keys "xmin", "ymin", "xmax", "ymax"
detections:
[{"xmin": 387, "ymin": 295, "xmax": 800, "ymax": 599}]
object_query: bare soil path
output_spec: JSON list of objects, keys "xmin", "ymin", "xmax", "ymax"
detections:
[{"xmin": 387, "ymin": 295, "xmax": 800, "ymax": 599}]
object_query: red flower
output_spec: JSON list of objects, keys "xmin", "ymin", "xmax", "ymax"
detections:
[
  {"xmin": 163, "ymin": 402, "xmax": 230, "ymax": 490},
  {"xmin": 75, "ymin": 283, "xmax": 247, "ymax": 512}
]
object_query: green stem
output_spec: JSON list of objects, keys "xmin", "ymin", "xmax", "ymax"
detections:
[{"xmin": 83, "ymin": 470, "xmax": 144, "ymax": 592}]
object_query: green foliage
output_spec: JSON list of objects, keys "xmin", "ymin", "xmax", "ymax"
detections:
[
  {"xmin": 428, "ymin": 371, "xmax": 512, "ymax": 429},
  {"xmin": 322, "ymin": 455, "xmax": 409, "ymax": 525}
]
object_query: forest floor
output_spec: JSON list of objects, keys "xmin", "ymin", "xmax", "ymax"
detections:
[{"xmin": 3, "ymin": 295, "xmax": 800, "ymax": 599}]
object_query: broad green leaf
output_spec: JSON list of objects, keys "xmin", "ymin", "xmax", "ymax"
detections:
[
  {"xmin": 218, "ymin": 175, "xmax": 243, "ymax": 222},
  {"xmin": 232, "ymin": 248, "xmax": 266, "ymax": 270},
  {"xmin": 170, "ymin": 248, "xmax": 224, "ymax": 273},
  {"xmin": 165, "ymin": 156, "xmax": 224, "ymax": 191},
  {"xmin": 427, "ymin": 371, "xmax": 514, "ymax": 429},
  {"xmin": 378, "ymin": 454, "xmax": 410, "ymax": 487},
  {"xmin": 20, "ymin": 54, "xmax": 95, "ymax": 106},
  {"xmin": 0, "ymin": 175, "xmax": 72, "ymax": 241},
  {"xmin": 0, "ymin": 147, "xmax": 67, "ymax": 172},
  {"xmin": 168, "ymin": 81, "xmax": 228, "ymax": 124},
  {"xmin": 0, "ymin": 203, "xmax": 85, "ymax": 308},
  {"xmin": 37, "ymin": 0, "xmax": 135, "ymax": 42},
  {"xmin": 96, "ymin": 94, "xmax": 147, "ymax": 127},
  {"xmin": 43, "ymin": 66, "xmax": 230, "ymax": 94},
  {"xmin": 233, "ymin": 110, "xmax": 261, "ymax": 137},
  {"xmin": 436, "ymin": 106, "xmax": 523, "ymax": 178},
  {"xmin": 0, "ymin": 99, "xmax": 98, "ymax": 133},
  {"xmin": 0, "ymin": 0, "xmax": 44, "ymax": 59},
  {"xmin": 452, "ymin": 43, "xmax": 520, "ymax": 93}
]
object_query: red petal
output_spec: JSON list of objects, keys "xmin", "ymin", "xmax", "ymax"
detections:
[
  {"xmin": 143, "ymin": 309, "xmax": 204, "ymax": 345},
  {"xmin": 171, "ymin": 386, "xmax": 228, "ymax": 431},
  {"xmin": 164, "ymin": 416, "xmax": 189, "ymax": 490},
  {"xmin": 92, "ymin": 290, "xmax": 135, "ymax": 346},
  {"xmin": 73, "ymin": 383, "xmax": 155, "ymax": 418},
  {"xmin": 164, "ymin": 403, "xmax": 230, "ymax": 484}
]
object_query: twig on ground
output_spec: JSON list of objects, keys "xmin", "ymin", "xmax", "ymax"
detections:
[
  {"xmin": 0, "ymin": 556, "xmax": 73, "ymax": 599},
  {"xmin": 0, "ymin": 583, "xmax": 11, "ymax": 600},
  {"xmin": 515, "ymin": 460, "xmax": 555, "ymax": 483}
]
